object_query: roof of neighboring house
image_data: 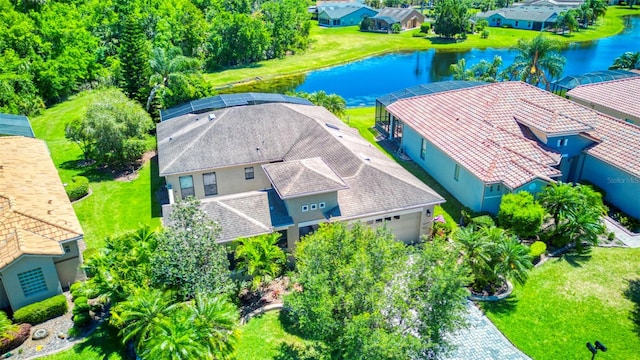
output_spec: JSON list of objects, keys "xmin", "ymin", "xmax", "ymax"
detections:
[
  {"xmin": 160, "ymin": 93, "xmax": 313, "ymax": 122},
  {"xmin": 373, "ymin": 7, "xmax": 424, "ymax": 23},
  {"xmin": 521, "ymin": 0, "xmax": 582, "ymax": 6},
  {"xmin": 476, "ymin": 6, "xmax": 562, "ymax": 22},
  {"xmin": 263, "ymin": 158, "xmax": 349, "ymax": 199},
  {"xmin": 318, "ymin": 2, "xmax": 376, "ymax": 19},
  {"xmin": 377, "ymin": 81, "xmax": 486, "ymax": 107},
  {"xmin": 387, "ymin": 81, "xmax": 640, "ymax": 188},
  {"xmin": 158, "ymin": 102, "xmax": 444, "ymax": 229},
  {"xmin": 566, "ymin": 77, "xmax": 640, "ymax": 121},
  {"xmin": 551, "ymin": 70, "xmax": 640, "ymax": 92},
  {"xmin": 0, "ymin": 113, "xmax": 35, "ymax": 138},
  {"xmin": 0, "ymin": 137, "xmax": 83, "ymax": 269}
]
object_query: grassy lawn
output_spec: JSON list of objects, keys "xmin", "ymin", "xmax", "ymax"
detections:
[
  {"xmin": 42, "ymin": 324, "xmax": 125, "ymax": 360},
  {"xmin": 236, "ymin": 311, "xmax": 316, "ymax": 360},
  {"xmin": 345, "ymin": 107, "xmax": 463, "ymax": 226},
  {"xmin": 31, "ymin": 90, "xmax": 163, "ymax": 249},
  {"xmin": 482, "ymin": 247, "xmax": 640, "ymax": 360},
  {"xmin": 205, "ymin": 6, "xmax": 639, "ymax": 87}
]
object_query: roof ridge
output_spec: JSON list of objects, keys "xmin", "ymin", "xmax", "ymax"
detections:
[{"xmin": 11, "ymin": 209, "xmax": 82, "ymax": 239}]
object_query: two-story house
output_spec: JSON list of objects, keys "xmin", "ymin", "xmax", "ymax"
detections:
[{"xmin": 157, "ymin": 98, "xmax": 445, "ymax": 248}]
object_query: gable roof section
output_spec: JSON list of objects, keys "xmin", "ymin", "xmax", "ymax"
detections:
[
  {"xmin": 566, "ymin": 77, "xmax": 640, "ymax": 121},
  {"xmin": 318, "ymin": 3, "xmax": 374, "ymax": 19},
  {"xmin": 477, "ymin": 6, "xmax": 561, "ymax": 22},
  {"xmin": 263, "ymin": 158, "xmax": 349, "ymax": 199},
  {"xmin": 0, "ymin": 113, "xmax": 35, "ymax": 138},
  {"xmin": 373, "ymin": 7, "xmax": 422, "ymax": 23},
  {"xmin": 0, "ymin": 137, "xmax": 83, "ymax": 269},
  {"xmin": 388, "ymin": 81, "xmax": 640, "ymax": 183},
  {"xmin": 514, "ymin": 99, "xmax": 595, "ymax": 135}
]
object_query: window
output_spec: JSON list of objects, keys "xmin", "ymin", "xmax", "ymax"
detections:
[
  {"xmin": 384, "ymin": 217, "xmax": 392, "ymax": 222},
  {"xmin": 179, "ymin": 176, "xmax": 195, "ymax": 199},
  {"xmin": 420, "ymin": 138, "xmax": 427, "ymax": 160},
  {"xmin": 557, "ymin": 138, "xmax": 569, "ymax": 147},
  {"xmin": 18, "ymin": 268, "xmax": 47, "ymax": 297},
  {"xmin": 244, "ymin": 167, "xmax": 254, "ymax": 180},
  {"xmin": 302, "ymin": 205, "xmax": 309, "ymax": 212},
  {"xmin": 63, "ymin": 245, "xmax": 71, "ymax": 254},
  {"xmin": 319, "ymin": 202, "xmax": 326, "ymax": 209},
  {"xmin": 393, "ymin": 215, "xmax": 401, "ymax": 220},
  {"xmin": 515, "ymin": 21, "xmax": 519, "ymax": 26},
  {"xmin": 310, "ymin": 203, "xmax": 318, "ymax": 210},
  {"xmin": 203, "ymin": 172, "xmax": 217, "ymax": 196},
  {"xmin": 497, "ymin": 185, "xmax": 501, "ymax": 191},
  {"xmin": 454, "ymin": 164, "xmax": 460, "ymax": 181}
]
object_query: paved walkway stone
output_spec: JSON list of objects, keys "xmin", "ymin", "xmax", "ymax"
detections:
[
  {"xmin": 446, "ymin": 302, "xmax": 530, "ymax": 360},
  {"xmin": 603, "ymin": 216, "xmax": 640, "ymax": 248}
]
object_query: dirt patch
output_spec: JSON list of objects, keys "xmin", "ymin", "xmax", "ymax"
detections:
[
  {"xmin": 239, "ymin": 277, "xmax": 290, "ymax": 318},
  {"xmin": 114, "ymin": 150, "xmax": 156, "ymax": 182}
]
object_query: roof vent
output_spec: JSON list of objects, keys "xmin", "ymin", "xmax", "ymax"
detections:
[
  {"xmin": 208, "ymin": 113, "xmax": 216, "ymax": 121},
  {"xmin": 325, "ymin": 123, "xmax": 340, "ymax": 130}
]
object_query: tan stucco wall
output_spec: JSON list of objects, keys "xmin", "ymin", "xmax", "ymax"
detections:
[
  {"xmin": 568, "ymin": 97, "xmax": 640, "ymax": 126},
  {"xmin": 166, "ymin": 163, "xmax": 272, "ymax": 201},
  {"xmin": 54, "ymin": 240, "xmax": 85, "ymax": 289},
  {"xmin": 0, "ymin": 256, "xmax": 62, "ymax": 311},
  {"xmin": 284, "ymin": 192, "xmax": 338, "ymax": 224},
  {"xmin": 349, "ymin": 206, "xmax": 432, "ymax": 243}
]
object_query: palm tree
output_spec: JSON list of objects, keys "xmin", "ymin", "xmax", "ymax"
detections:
[
  {"xmin": 502, "ymin": 35, "xmax": 566, "ymax": 90},
  {"xmin": 324, "ymin": 94, "xmax": 347, "ymax": 118},
  {"xmin": 537, "ymin": 182, "xmax": 580, "ymax": 234},
  {"xmin": 564, "ymin": 207, "xmax": 604, "ymax": 250},
  {"xmin": 494, "ymin": 235, "xmax": 533, "ymax": 286},
  {"xmin": 146, "ymin": 47, "xmax": 201, "ymax": 110},
  {"xmin": 609, "ymin": 51, "xmax": 640, "ymax": 70},
  {"xmin": 189, "ymin": 295, "xmax": 240, "ymax": 359},
  {"xmin": 234, "ymin": 233, "xmax": 286, "ymax": 290},
  {"xmin": 140, "ymin": 309, "xmax": 209, "ymax": 360},
  {"xmin": 589, "ymin": 0, "xmax": 607, "ymax": 22},
  {"xmin": 578, "ymin": 1, "xmax": 594, "ymax": 27},
  {"xmin": 450, "ymin": 58, "xmax": 474, "ymax": 80},
  {"xmin": 470, "ymin": 55, "xmax": 503, "ymax": 82},
  {"xmin": 111, "ymin": 288, "xmax": 177, "ymax": 353},
  {"xmin": 454, "ymin": 227, "xmax": 492, "ymax": 290}
]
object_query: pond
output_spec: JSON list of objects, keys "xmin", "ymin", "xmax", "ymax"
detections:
[{"xmin": 282, "ymin": 16, "xmax": 640, "ymax": 107}]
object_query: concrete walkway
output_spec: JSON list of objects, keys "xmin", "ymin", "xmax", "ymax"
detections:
[
  {"xmin": 446, "ymin": 302, "xmax": 530, "ymax": 360},
  {"xmin": 603, "ymin": 216, "xmax": 640, "ymax": 248}
]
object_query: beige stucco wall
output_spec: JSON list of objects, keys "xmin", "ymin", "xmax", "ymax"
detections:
[
  {"xmin": 284, "ymin": 192, "xmax": 338, "ymax": 224},
  {"xmin": 568, "ymin": 96, "xmax": 640, "ymax": 126},
  {"xmin": 0, "ymin": 256, "xmax": 62, "ymax": 311},
  {"xmin": 54, "ymin": 239, "xmax": 85, "ymax": 289},
  {"xmin": 166, "ymin": 163, "xmax": 272, "ymax": 201},
  {"xmin": 349, "ymin": 206, "xmax": 432, "ymax": 243}
]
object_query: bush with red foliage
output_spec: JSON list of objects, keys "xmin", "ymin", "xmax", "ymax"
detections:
[{"xmin": 0, "ymin": 323, "xmax": 31, "ymax": 354}]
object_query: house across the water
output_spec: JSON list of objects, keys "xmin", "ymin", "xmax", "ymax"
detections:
[
  {"xmin": 157, "ymin": 94, "xmax": 445, "ymax": 248},
  {"xmin": 475, "ymin": 6, "xmax": 567, "ymax": 30},
  {"xmin": 369, "ymin": 7, "xmax": 426, "ymax": 32},
  {"xmin": 317, "ymin": 2, "xmax": 378, "ymax": 27}
]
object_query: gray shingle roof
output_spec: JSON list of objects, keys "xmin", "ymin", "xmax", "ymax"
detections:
[
  {"xmin": 319, "ymin": 3, "xmax": 375, "ymax": 19},
  {"xmin": 158, "ymin": 102, "xmax": 445, "ymax": 225},
  {"xmin": 263, "ymin": 158, "xmax": 349, "ymax": 199},
  {"xmin": 476, "ymin": 6, "xmax": 562, "ymax": 22},
  {"xmin": 373, "ymin": 7, "xmax": 421, "ymax": 23},
  {"xmin": 0, "ymin": 113, "xmax": 35, "ymax": 138}
]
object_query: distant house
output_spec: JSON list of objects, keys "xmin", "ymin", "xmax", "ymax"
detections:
[
  {"xmin": 369, "ymin": 7, "xmax": 426, "ymax": 32},
  {"xmin": 384, "ymin": 81, "xmax": 640, "ymax": 219},
  {"xmin": 550, "ymin": 69, "xmax": 640, "ymax": 96},
  {"xmin": 521, "ymin": 0, "xmax": 583, "ymax": 6},
  {"xmin": 566, "ymin": 77, "xmax": 640, "ymax": 127},
  {"xmin": 475, "ymin": 6, "xmax": 565, "ymax": 30},
  {"xmin": 0, "ymin": 136, "xmax": 85, "ymax": 312},
  {"xmin": 317, "ymin": 3, "xmax": 378, "ymax": 27},
  {"xmin": 157, "ymin": 96, "xmax": 444, "ymax": 248}
]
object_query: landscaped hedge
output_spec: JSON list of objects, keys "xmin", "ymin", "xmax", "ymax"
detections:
[
  {"xmin": 0, "ymin": 323, "xmax": 31, "ymax": 355},
  {"xmin": 65, "ymin": 175, "xmax": 89, "ymax": 201},
  {"xmin": 13, "ymin": 295, "xmax": 68, "ymax": 325}
]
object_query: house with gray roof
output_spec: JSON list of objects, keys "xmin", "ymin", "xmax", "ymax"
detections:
[
  {"xmin": 475, "ymin": 6, "xmax": 564, "ymax": 31},
  {"xmin": 317, "ymin": 2, "xmax": 378, "ymax": 27},
  {"xmin": 157, "ymin": 99, "xmax": 445, "ymax": 248},
  {"xmin": 369, "ymin": 7, "xmax": 426, "ymax": 32}
]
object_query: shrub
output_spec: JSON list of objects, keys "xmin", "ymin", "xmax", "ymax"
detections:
[
  {"xmin": 481, "ymin": 29, "xmax": 490, "ymax": 39},
  {"xmin": 420, "ymin": 22, "xmax": 431, "ymax": 33},
  {"xmin": 73, "ymin": 313, "xmax": 91, "ymax": 328},
  {"xmin": 13, "ymin": 295, "xmax": 68, "ymax": 325},
  {"xmin": 529, "ymin": 241, "xmax": 547, "ymax": 258},
  {"xmin": 360, "ymin": 17, "xmax": 372, "ymax": 31},
  {"xmin": 607, "ymin": 232, "xmax": 616, "ymax": 241},
  {"xmin": 65, "ymin": 176, "xmax": 89, "ymax": 201},
  {"xmin": 72, "ymin": 296, "xmax": 91, "ymax": 329},
  {"xmin": 391, "ymin": 23, "xmax": 401, "ymax": 34},
  {"xmin": 498, "ymin": 192, "xmax": 545, "ymax": 239},
  {"xmin": 476, "ymin": 19, "xmax": 489, "ymax": 31},
  {"xmin": 412, "ymin": 32, "xmax": 427, "ymax": 37},
  {"xmin": 471, "ymin": 215, "xmax": 495, "ymax": 229},
  {"xmin": 0, "ymin": 324, "xmax": 31, "ymax": 355}
]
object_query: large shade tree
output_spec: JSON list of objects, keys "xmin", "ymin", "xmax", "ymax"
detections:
[
  {"xmin": 502, "ymin": 35, "xmax": 566, "ymax": 90},
  {"xmin": 285, "ymin": 222, "xmax": 470, "ymax": 358},
  {"xmin": 146, "ymin": 47, "xmax": 203, "ymax": 111}
]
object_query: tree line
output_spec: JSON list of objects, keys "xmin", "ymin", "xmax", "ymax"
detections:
[{"xmin": 0, "ymin": 0, "xmax": 311, "ymax": 116}]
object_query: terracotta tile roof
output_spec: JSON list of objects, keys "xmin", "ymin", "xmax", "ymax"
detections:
[
  {"xmin": 566, "ymin": 77, "xmax": 640, "ymax": 121},
  {"xmin": 387, "ymin": 81, "xmax": 640, "ymax": 187},
  {"xmin": 0, "ymin": 137, "xmax": 83, "ymax": 269}
]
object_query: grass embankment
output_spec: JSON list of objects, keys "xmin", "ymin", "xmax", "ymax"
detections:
[
  {"xmin": 31, "ymin": 90, "xmax": 163, "ymax": 249},
  {"xmin": 345, "ymin": 107, "xmax": 462, "ymax": 226},
  {"xmin": 482, "ymin": 247, "xmax": 640, "ymax": 360},
  {"xmin": 205, "ymin": 6, "xmax": 639, "ymax": 88}
]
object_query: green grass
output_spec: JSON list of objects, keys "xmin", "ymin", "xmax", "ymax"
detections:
[
  {"xmin": 345, "ymin": 107, "xmax": 462, "ymax": 226},
  {"xmin": 30, "ymin": 90, "xmax": 163, "ymax": 249},
  {"xmin": 236, "ymin": 311, "xmax": 316, "ymax": 360},
  {"xmin": 205, "ymin": 7, "xmax": 640, "ymax": 88},
  {"xmin": 481, "ymin": 247, "xmax": 640, "ymax": 360},
  {"xmin": 42, "ymin": 324, "xmax": 125, "ymax": 360}
]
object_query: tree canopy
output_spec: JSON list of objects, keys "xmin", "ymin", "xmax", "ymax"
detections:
[
  {"xmin": 285, "ymin": 222, "xmax": 470, "ymax": 359},
  {"xmin": 433, "ymin": 0, "xmax": 470, "ymax": 39}
]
